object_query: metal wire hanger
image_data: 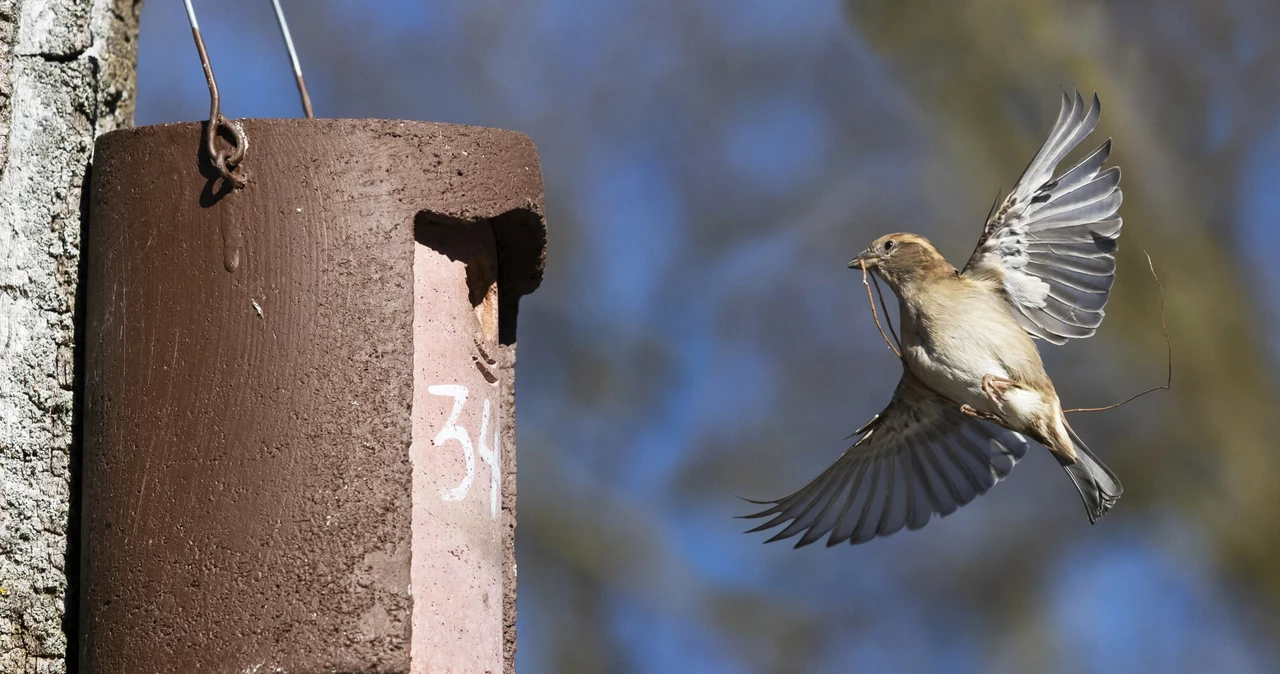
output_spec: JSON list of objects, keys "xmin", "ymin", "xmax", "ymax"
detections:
[
  {"xmin": 270, "ymin": 0, "xmax": 314, "ymax": 119},
  {"xmin": 182, "ymin": 0, "xmax": 316, "ymax": 188}
]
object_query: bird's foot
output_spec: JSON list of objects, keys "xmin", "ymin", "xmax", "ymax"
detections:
[
  {"xmin": 981, "ymin": 374, "xmax": 1016, "ymax": 411},
  {"xmin": 959, "ymin": 404, "xmax": 1000, "ymax": 422}
]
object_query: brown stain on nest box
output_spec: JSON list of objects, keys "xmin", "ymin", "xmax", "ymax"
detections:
[{"xmin": 81, "ymin": 119, "xmax": 545, "ymax": 674}]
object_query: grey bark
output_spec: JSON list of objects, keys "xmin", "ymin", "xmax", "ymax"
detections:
[{"xmin": 0, "ymin": 0, "xmax": 138, "ymax": 671}]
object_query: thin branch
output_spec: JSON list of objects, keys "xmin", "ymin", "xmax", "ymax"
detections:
[
  {"xmin": 985, "ymin": 186, "xmax": 1002, "ymax": 224},
  {"xmin": 1064, "ymin": 251, "xmax": 1171, "ymax": 414},
  {"xmin": 860, "ymin": 260, "xmax": 901, "ymax": 359},
  {"xmin": 870, "ymin": 272, "xmax": 900, "ymax": 349}
]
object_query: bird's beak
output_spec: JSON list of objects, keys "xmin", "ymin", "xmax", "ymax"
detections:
[{"xmin": 848, "ymin": 250, "xmax": 878, "ymax": 270}]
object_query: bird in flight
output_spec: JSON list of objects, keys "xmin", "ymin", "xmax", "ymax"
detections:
[{"xmin": 744, "ymin": 91, "xmax": 1124, "ymax": 547}]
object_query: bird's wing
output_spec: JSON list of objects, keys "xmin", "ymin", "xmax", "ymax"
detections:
[
  {"xmin": 961, "ymin": 91, "xmax": 1123, "ymax": 345},
  {"xmin": 742, "ymin": 372, "xmax": 1029, "ymax": 547}
]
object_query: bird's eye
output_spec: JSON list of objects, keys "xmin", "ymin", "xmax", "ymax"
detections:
[{"xmin": 883, "ymin": 240, "xmax": 895, "ymax": 252}]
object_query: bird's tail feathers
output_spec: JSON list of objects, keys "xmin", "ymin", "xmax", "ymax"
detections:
[{"xmin": 1058, "ymin": 423, "xmax": 1122, "ymax": 523}]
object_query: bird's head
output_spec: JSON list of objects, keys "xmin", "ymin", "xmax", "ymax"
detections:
[{"xmin": 847, "ymin": 233, "xmax": 954, "ymax": 288}]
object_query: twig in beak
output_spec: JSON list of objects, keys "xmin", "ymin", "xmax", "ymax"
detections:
[
  {"xmin": 871, "ymin": 272, "xmax": 900, "ymax": 349},
  {"xmin": 860, "ymin": 259, "xmax": 901, "ymax": 359},
  {"xmin": 1064, "ymin": 251, "xmax": 1171, "ymax": 414}
]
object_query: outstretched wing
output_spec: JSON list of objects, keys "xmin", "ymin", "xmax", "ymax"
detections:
[
  {"xmin": 962, "ymin": 91, "xmax": 1123, "ymax": 345},
  {"xmin": 742, "ymin": 373, "xmax": 1029, "ymax": 547}
]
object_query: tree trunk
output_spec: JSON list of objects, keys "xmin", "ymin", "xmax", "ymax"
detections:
[{"xmin": 0, "ymin": 1, "xmax": 138, "ymax": 671}]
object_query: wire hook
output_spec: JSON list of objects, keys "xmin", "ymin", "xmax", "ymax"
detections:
[{"xmin": 183, "ymin": 0, "xmax": 248, "ymax": 189}]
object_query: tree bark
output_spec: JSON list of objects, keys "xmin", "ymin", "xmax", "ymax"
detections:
[{"xmin": 0, "ymin": 1, "xmax": 138, "ymax": 671}]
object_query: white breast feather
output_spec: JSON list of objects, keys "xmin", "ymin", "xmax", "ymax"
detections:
[{"xmin": 1002, "ymin": 388, "xmax": 1048, "ymax": 429}]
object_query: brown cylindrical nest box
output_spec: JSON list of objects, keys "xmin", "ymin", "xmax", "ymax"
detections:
[{"xmin": 81, "ymin": 119, "xmax": 546, "ymax": 673}]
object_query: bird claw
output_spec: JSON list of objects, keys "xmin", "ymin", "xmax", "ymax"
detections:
[
  {"xmin": 981, "ymin": 374, "xmax": 1015, "ymax": 411},
  {"xmin": 959, "ymin": 404, "xmax": 999, "ymax": 422}
]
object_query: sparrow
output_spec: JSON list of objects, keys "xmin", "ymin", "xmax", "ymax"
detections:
[{"xmin": 745, "ymin": 91, "xmax": 1124, "ymax": 547}]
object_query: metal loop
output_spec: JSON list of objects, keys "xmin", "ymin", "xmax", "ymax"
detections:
[
  {"xmin": 185, "ymin": 0, "xmax": 248, "ymax": 189},
  {"xmin": 206, "ymin": 113, "xmax": 247, "ymax": 189},
  {"xmin": 183, "ymin": 0, "xmax": 314, "ymax": 187}
]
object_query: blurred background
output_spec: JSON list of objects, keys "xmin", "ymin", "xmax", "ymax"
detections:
[{"xmin": 136, "ymin": 1, "xmax": 1280, "ymax": 672}]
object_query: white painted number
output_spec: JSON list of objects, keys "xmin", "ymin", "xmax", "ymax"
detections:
[
  {"xmin": 428, "ymin": 385, "xmax": 474, "ymax": 502},
  {"xmin": 476, "ymin": 398, "xmax": 501, "ymax": 519},
  {"xmin": 428, "ymin": 384, "xmax": 500, "ymax": 518}
]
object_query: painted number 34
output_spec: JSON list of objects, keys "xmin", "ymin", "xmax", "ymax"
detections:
[{"xmin": 428, "ymin": 385, "xmax": 500, "ymax": 519}]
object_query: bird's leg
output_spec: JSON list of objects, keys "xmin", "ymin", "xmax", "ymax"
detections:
[
  {"xmin": 981, "ymin": 374, "xmax": 1017, "ymax": 411},
  {"xmin": 959, "ymin": 404, "xmax": 1001, "ymax": 422}
]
